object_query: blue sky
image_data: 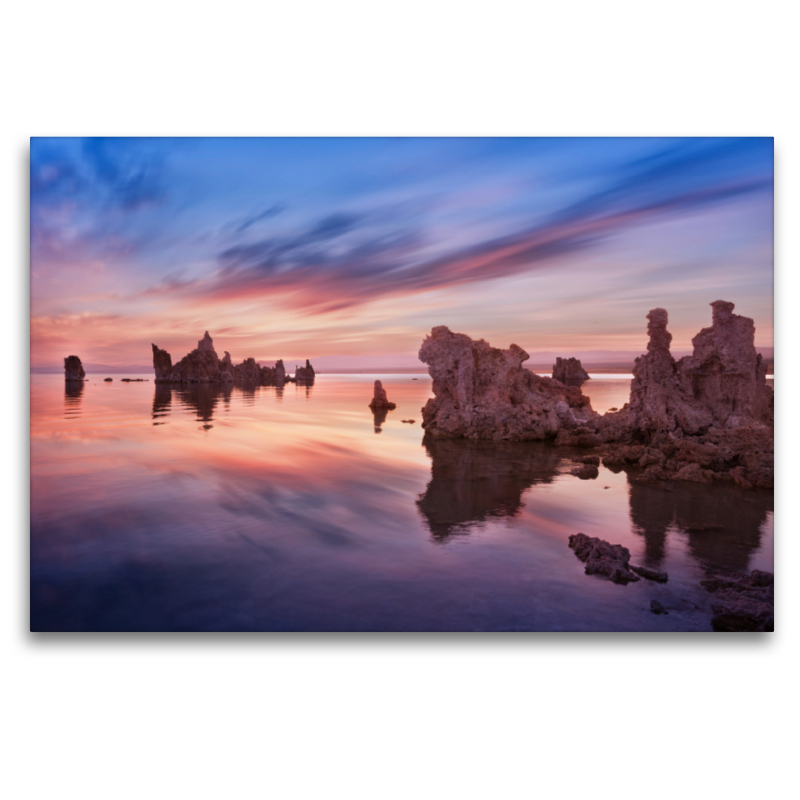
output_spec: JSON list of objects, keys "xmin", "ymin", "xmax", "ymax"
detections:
[{"xmin": 30, "ymin": 137, "xmax": 773, "ymax": 368}]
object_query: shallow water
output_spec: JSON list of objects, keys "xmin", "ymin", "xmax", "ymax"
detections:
[{"xmin": 30, "ymin": 374, "xmax": 773, "ymax": 631}]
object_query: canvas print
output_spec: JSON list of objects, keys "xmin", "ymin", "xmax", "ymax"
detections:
[{"xmin": 30, "ymin": 137, "xmax": 774, "ymax": 632}]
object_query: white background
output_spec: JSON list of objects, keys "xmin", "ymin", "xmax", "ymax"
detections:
[{"xmin": 2, "ymin": 2, "xmax": 797, "ymax": 798}]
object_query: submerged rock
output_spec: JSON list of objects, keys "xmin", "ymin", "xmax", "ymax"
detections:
[
  {"xmin": 369, "ymin": 380, "xmax": 396, "ymax": 410},
  {"xmin": 650, "ymin": 600, "xmax": 669, "ymax": 615},
  {"xmin": 64, "ymin": 355, "xmax": 85, "ymax": 382},
  {"xmin": 104, "ymin": 377, "xmax": 113, "ymax": 382},
  {"xmin": 419, "ymin": 326, "xmax": 595, "ymax": 441},
  {"xmin": 701, "ymin": 569, "xmax": 774, "ymax": 632},
  {"xmin": 568, "ymin": 533, "xmax": 640, "ymax": 585},
  {"xmin": 552, "ymin": 357, "xmax": 590, "ymax": 385}
]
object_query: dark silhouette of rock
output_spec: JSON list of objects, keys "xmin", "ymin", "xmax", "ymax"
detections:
[
  {"xmin": 417, "ymin": 437, "xmax": 562, "ymax": 541},
  {"xmin": 151, "ymin": 332, "xmax": 292, "ymax": 386},
  {"xmin": 552, "ymin": 357, "xmax": 590, "ymax": 385},
  {"xmin": 701, "ymin": 569, "xmax": 774, "ymax": 631},
  {"xmin": 295, "ymin": 359, "xmax": 315, "ymax": 382},
  {"xmin": 419, "ymin": 326, "xmax": 595, "ymax": 441},
  {"xmin": 369, "ymin": 380, "xmax": 396, "ymax": 410},
  {"xmin": 104, "ymin": 378, "xmax": 112, "ymax": 382},
  {"xmin": 568, "ymin": 533, "xmax": 640, "ymax": 584},
  {"xmin": 64, "ymin": 355, "xmax": 85, "ymax": 382}
]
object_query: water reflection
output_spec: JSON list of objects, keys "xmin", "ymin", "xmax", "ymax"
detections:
[
  {"xmin": 64, "ymin": 382, "xmax": 84, "ymax": 418},
  {"xmin": 628, "ymin": 476, "xmax": 772, "ymax": 572},
  {"xmin": 174, "ymin": 383, "xmax": 233, "ymax": 430},
  {"xmin": 416, "ymin": 436, "xmax": 562, "ymax": 541},
  {"xmin": 152, "ymin": 384, "xmax": 172, "ymax": 425},
  {"xmin": 372, "ymin": 407, "xmax": 389, "ymax": 433}
]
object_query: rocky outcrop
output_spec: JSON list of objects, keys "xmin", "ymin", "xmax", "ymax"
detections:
[
  {"xmin": 294, "ymin": 359, "xmax": 315, "ymax": 382},
  {"xmin": 599, "ymin": 301, "xmax": 774, "ymax": 488},
  {"xmin": 151, "ymin": 332, "xmax": 296, "ymax": 386},
  {"xmin": 701, "ymin": 569, "xmax": 774, "ymax": 631},
  {"xmin": 64, "ymin": 355, "xmax": 85, "ymax": 382},
  {"xmin": 568, "ymin": 534, "xmax": 640, "ymax": 585},
  {"xmin": 552, "ymin": 357, "xmax": 590, "ymax": 385},
  {"xmin": 369, "ymin": 380, "xmax": 396, "ymax": 410},
  {"xmin": 419, "ymin": 326, "xmax": 595, "ymax": 441},
  {"xmin": 568, "ymin": 533, "xmax": 668, "ymax": 585}
]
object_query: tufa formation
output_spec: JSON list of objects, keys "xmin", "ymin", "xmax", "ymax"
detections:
[{"xmin": 64, "ymin": 355, "xmax": 85, "ymax": 382}]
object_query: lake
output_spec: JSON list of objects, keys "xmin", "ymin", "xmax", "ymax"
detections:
[{"xmin": 30, "ymin": 373, "xmax": 774, "ymax": 631}]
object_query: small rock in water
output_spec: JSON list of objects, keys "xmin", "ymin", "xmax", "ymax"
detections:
[
  {"xmin": 650, "ymin": 600, "xmax": 669, "ymax": 615},
  {"xmin": 401, "ymin": 419, "xmax": 416, "ymax": 424},
  {"xmin": 369, "ymin": 380, "xmax": 397, "ymax": 410},
  {"xmin": 104, "ymin": 378, "xmax": 113, "ymax": 382},
  {"xmin": 568, "ymin": 533, "xmax": 639, "ymax": 585},
  {"xmin": 630, "ymin": 563, "xmax": 669, "ymax": 583}
]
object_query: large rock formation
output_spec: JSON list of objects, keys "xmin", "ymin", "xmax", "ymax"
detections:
[
  {"xmin": 701, "ymin": 569, "xmax": 774, "ymax": 632},
  {"xmin": 368, "ymin": 380, "xmax": 396, "ymax": 410},
  {"xmin": 64, "ymin": 355, "xmax": 85, "ymax": 382},
  {"xmin": 552, "ymin": 357, "xmax": 590, "ymax": 385},
  {"xmin": 151, "ymin": 332, "xmax": 296, "ymax": 385},
  {"xmin": 599, "ymin": 301, "xmax": 773, "ymax": 488},
  {"xmin": 416, "ymin": 302, "xmax": 773, "ymax": 488},
  {"xmin": 419, "ymin": 326, "xmax": 595, "ymax": 441}
]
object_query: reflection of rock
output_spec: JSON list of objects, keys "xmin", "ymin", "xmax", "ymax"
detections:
[
  {"xmin": 152, "ymin": 384, "xmax": 172, "ymax": 424},
  {"xmin": 371, "ymin": 407, "xmax": 389, "ymax": 433},
  {"xmin": 552, "ymin": 357, "xmax": 590, "ymax": 385},
  {"xmin": 419, "ymin": 326, "xmax": 594, "ymax": 440},
  {"xmin": 416, "ymin": 436, "xmax": 562, "ymax": 541},
  {"xmin": 64, "ymin": 381, "xmax": 84, "ymax": 416},
  {"xmin": 628, "ymin": 473, "xmax": 771, "ymax": 572},
  {"xmin": 152, "ymin": 332, "xmax": 295, "ymax": 386},
  {"xmin": 701, "ymin": 569, "xmax": 774, "ymax": 632},
  {"xmin": 175, "ymin": 383, "xmax": 233, "ymax": 429},
  {"xmin": 369, "ymin": 380, "xmax": 396, "ymax": 410},
  {"xmin": 64, "ymin": 355, "xmax": 85, "ymax": 381}
]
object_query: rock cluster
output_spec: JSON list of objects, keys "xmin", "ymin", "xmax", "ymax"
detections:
[
  {"xmin": 599, "ymin": 301, "xmax": 773, "ymax": 488},
  {"xmin": 64, "ymin": 355, "xmax": 85, "ymax": 382},
  {"xmin": 369, "ymin": 380, "xmax": 396, "ymax": 410},
  {"xmin": 151, "ymin": 332, "xmax": 308, "ymax": 386},
  {"xmin": 419, "ymin": 326, "xmax": 595, "ymax": 441},
  {"xmin": 701, "ymin": 569, "xmax": 774, "ymax": 631},
  {"xmin": 552, "ymin": 357, "xmax": 590, "ymax": 384},
  {"xmin": 568, "ymin": 533, "xmax": 668, "ymax": 585},
  {"xmin": 417, "ymin": 302, "xmax": 773, "ymax": 489}
]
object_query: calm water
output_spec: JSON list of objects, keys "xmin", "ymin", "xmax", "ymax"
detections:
[{"xmin": 30, "ymin": 373, "xmax": 774, "ymax": 631}]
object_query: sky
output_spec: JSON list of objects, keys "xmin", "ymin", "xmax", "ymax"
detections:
[{"xmin": 30, "ymin": 137, "xmax": 773, "ymax": 370}]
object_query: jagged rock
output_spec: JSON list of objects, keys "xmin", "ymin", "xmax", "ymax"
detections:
[
  {"xmin": 151, "ymin": 333, "xmax": 288, "ymax": 385},
  {"xmin": 701, "ymin": 569, "xmax": 774, "ymax": 631},
  {"xmin": 598, "ymin": 302, "xmax": 773, "ymax": 489},
  {"xmin": 568, "ymin": 533, "xmax": 640, "ymax": 585},
  {"xmin": 552, "ymin": 357, "xmax": 590, "ymax": 384},
  {"xmin": 419, "ymin": 326, "xmax": 595, "ymax": 441},
  {"xmin": 152, "ymin": 344, "xmax": 173, "ymax": 380},
  {"xmin": 64, "ymin": 355, "xmax": 85, "ymax": 382},
  {"xmin": 295, "ymin": 359, "xmax": 315, "ymax": 382},
  {"xmin": 571, "ymin": 464, "xmax": 599, "ymax": 480},
  {"xmin": 369, "ymin": 380, "xmax": 396, "ymax": 410}
]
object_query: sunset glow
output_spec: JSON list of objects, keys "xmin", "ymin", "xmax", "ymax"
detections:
[{"xmin": 31, "ymin": 137, "xmax": 773, "ymax": 370}]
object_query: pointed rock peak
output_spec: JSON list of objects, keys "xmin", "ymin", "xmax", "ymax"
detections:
[{"xmin": 198, "ymin": 331, "xmax": 215, "ymax": 352}]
